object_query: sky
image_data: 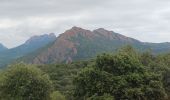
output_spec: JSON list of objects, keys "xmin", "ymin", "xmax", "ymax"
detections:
[{"xmin": 0, "ymin": 0, "xmax": 170, "ymax": 48}]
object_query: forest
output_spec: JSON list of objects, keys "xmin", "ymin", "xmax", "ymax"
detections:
[{"xmin": 0, "ymin": 46, "xmax": 170, "ymax": 100}]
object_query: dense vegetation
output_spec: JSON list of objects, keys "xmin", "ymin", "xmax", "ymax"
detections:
[
  {"xmin": 0, "ymin": 46, "xmax": 170, "ymax": 100},
  {"xmin": 73, "ymin": 46, "xmax": 168, "ymax": 100},
  {"xmin": 0, "ymin": 64, "xmax": 52, "ymax": 100}
]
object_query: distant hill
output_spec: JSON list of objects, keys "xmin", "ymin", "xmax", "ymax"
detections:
[
  {"xmin": 18, "ymin": 27, "xmax": 170, "ymax": 65},
  {"xmin": 0, "ymin": 33, "xmax": 56, "ymax": 67},
  {"xmin": 0, "ymin": 43, "xmax": 8, "ymax": 52}
]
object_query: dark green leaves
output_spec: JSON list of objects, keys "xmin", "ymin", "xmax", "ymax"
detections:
[{"xmin": 0, "ymin": 63, "xmax": 52, "ymax": 100}]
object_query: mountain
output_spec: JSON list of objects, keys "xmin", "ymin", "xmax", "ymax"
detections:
[
  {"xmin": 0, "ymin": 33, "xmax": 56, "ymax": 67},
  {"xmin": 0, "ymin": 43, "xmax": 8, "ymax": 52},
  {"xmin": 9, "ymin": 33, "xmax": 56, "ymax": 56},
  {"xmin": 18, "ymin": 27, "xmax": 170, "ymax": 65}
]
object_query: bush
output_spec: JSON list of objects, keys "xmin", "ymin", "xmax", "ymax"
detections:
[
  {"xmin": 50, "ymin": 91, "xmax": 66, "ymax": 100},
  {"xmin": 0, "ymin": 63, "xmax": 52, "ymax": 100},
  {"xmin": 74, "ymin": 49, "xmax": 167, "ymax": 100},
  {"xmin": 87, "ymin": 94, "xmax": 114, "ymax": 100}
]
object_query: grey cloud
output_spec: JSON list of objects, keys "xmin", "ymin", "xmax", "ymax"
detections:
[
  {"xmin": 0, "ymin": 0, "xmax": 104, "ymax": 18},
  {"xmin": 0, "ymin": 0, "xmax": 170, "ymax": 48}
]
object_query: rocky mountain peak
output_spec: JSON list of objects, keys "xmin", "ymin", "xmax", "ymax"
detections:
[
  {"xmin": 25, "ymin": 33, "xmax": 56, "ymax": 45},
  {"xmin": 59, "ymin": 26, "xmax": 94, "ymax": 39},
  {"xmin": 49, "ymin": 33, "xmax": 56, "ymax": 37},
  {"xmin": 93, "ymin": 28, "xmax": 114, "ymax": 39}
]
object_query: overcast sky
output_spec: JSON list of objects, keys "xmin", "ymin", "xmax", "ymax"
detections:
[{"xmin": 0, "ymin": 0, "xmax": 170, "ymax": 48}]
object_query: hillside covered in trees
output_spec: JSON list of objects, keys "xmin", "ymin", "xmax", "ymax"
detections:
[{"xmin": 0, "ymin": 46, "xmax": 170, "ymax": 100}]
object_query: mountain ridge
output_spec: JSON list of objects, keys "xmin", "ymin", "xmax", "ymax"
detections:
[
  {"xmin": 18, "ymin": 27, "xmax": 170, "ymax": 65},
  {"xmin": 0, "ymin": 33, "xmax": 56, "ymax": 67},
  {"xmin": 1, "ymin": 26, "xmax": 170, "ymax": 67},
  {"xmin": 0, "ymin": 43, "xmax": 8, "ymax": 52}
]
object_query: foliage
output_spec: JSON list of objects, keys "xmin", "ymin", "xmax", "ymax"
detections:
[
  {"xmin": 1, "ymin": 46, "xmax": 170, "ymax": 100},
  {"xmin": 141, "ymin": 52, "xmax": 170, "ymax": 99},
  {"xmin": 73, "ymin": 47, "xmax": 168, "ymax": 100},
  {"xmin": 37, "ymin": 61, "xmax": 90, "ymax": 100},
  {"xmin": 87, "ymin": 94, "xmax": 114, "ymax": 100},
  {"xmin": 0, "ymin": 63, "xmax": 52, "ymax": 100},
  {"xmin": 50, "ymin": 91, "xmax": 66, "ymax": 100}
]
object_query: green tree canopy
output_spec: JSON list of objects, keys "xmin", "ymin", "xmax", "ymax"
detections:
[
  {"xmin": 50, "ymin": 91, "xmax": 66, "ymax": 100},
  {"xmin": 74, "ymin": 48, "xmax": 167, "ymax": 100},
  {"xmin": 0, "ymin": 63, "xmax": 52, "ymax": 100}
]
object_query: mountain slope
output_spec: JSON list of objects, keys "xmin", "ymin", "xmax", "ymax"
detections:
[
  {"xmin": 0, "ymin": 43, "xmax": 8, "ymax": 52},
  {"xmin": 0, "ymin": 33, "xmax": 56, "ymax": 67},
  {"xmin": 19, "ymin": 27, "xmax": 170, "ymax": 65}
]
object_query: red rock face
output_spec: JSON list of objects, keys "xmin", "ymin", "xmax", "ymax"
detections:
[
  {"xmin": 32, "ymin": 26, "xmax": 138, "ymax": 64},
  {"xmin": 93, "ymin": 28, "xmax": 114, "ymax": 39},
  {"xmin": 32, "ymin": 27, "xmax": 82, "ymax": 64},
  {"xmin": 60, "ymin": 26, "xmax": 95, "ymax": 40},
  {"xmin": 32, "ymin": 37, "xmax": 77, "ymax": 64}
]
